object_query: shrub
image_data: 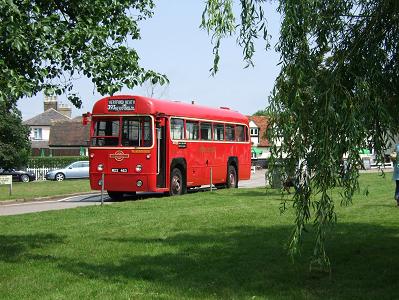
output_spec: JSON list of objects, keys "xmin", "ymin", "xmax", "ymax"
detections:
[{"xmin": 27, "ymin": 156, "xmax": 88, "ymax": 168}]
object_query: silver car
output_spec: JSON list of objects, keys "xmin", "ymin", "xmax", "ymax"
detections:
[{"xmin": 46, "ymin": 161, "xmax": 89, "ymax": 181}]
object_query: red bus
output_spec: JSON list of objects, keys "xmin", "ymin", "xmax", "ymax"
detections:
[{"xmin": 85, "ymin": 95, "xmax": 251, "ymax": 200}]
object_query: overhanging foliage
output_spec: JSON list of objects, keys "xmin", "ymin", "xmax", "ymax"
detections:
[
  {"xmin": 202, "ymin": 0, "xmax": 399, "ymax": 269},
  {"xmin": 0, "ymin": 0, "xmax": 168, "ymax": 107}
]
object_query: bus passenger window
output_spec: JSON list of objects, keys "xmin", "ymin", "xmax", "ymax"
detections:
[
  {"xmin": 200, "ymin": 122, "xmax": 212, "ymax": 140},
  {"xmin": 225, "ymin": 125, "xmax": 235, "ymax": 141},
  {"xmin": 171, "ymin": 118, "xmax": 184, "ymax": 140},
  {"xmin": 236, "ymin": 125, "xmax": 245, "ymax": 142},
  {"xmin": 186, "ymin": 121, "xmax": 199, "ymax": 140},
  {"xmin": 214, "ymin": 124, "xmax": 224, "ymax": 141}
]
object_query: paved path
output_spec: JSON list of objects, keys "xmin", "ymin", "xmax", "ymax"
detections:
[
  {"xmin": 0, "ymin": 170, "xmax": 266, "ymax": 216},
  {"xmin": 0, "ymin": 193, "xmax": 109, "ymax": 216}
]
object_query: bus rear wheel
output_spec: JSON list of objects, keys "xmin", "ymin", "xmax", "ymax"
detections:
[
  {"xmin": 107, "ymin": 191, "xmax": 125, "ymax": 201},
  {"xmin": 170, "ymin": 168, "xmax": 185, "ymax": 196},
  {"xmin": 227, "ymin": 165, "xmax": 238, "ymax": 188}
]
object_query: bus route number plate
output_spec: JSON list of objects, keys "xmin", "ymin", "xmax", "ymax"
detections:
[
  {"xmin": 107, "ymin": 99, "xmax": 135, "ymax": 111},
  {"xmin": 111, "ymin": 168, "xmax": 128, "ymax": 173}
]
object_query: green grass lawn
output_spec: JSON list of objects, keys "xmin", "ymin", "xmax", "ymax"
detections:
[
  {"xmin": 0, "ymin": 172, "xmax": 398, "ymax": 299},
  {"xmin": 0, "ymin": 179, "xmax": 92, "ymax": 201}
]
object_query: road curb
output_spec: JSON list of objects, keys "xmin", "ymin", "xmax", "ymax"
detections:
[{"xmin": 0, "ymin": 192, "xmax": 99, "ymax": 206}]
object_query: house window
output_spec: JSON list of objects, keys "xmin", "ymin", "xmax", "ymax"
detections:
[
  {"xmin": 250, "ymin": 128, "xmax": 259, "ymax": 136},
  {"xmin": 33, "ymin": 128, "xmax": 42, "ymax": 140}
]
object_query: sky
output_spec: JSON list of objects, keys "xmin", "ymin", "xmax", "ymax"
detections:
[{"xmin": 18, "ymin": 0, "xmax": 281, "ymax": 120}]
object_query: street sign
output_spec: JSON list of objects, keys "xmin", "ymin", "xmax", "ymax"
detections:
[
  {"xmin": 0, "ymin": 175, "xmax": 12, "ymax": 196},
  {"xmin": 0, "ymin": 175, "xmax": 12, "ymax": 185}
]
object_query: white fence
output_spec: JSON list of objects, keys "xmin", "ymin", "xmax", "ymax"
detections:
[{"xmin": 27, "ymin": 167, "xmax": 58, "ymax": 181}]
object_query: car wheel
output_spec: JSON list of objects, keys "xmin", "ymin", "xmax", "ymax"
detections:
[
  {"xmin": 20, "ymin": 174, "xmax": 30, "ymax": 183},
  {"xmin": 55, "ymin": 173, "xmax": 65, "ymax": 181}
]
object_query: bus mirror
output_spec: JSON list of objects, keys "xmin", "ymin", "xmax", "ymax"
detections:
[{"xmin": 82, "ymin": 112, "xmax": 92, "ymax": 125}]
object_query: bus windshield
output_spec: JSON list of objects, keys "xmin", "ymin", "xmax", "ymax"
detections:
[
  {"xmin": 92, "ymin": 116, "xmax": 153, "ymax": 147},
  {"xmin": 121, "ymin": 116, "xmax": 152, "ymax": 147},
  {"xmin": 92, "ymin": 118, "xmax": 120, "ymax": 146}
]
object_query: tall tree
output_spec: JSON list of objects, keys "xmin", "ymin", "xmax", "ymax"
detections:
[
  {"xmin": 202, "ymin": 0, "xmax": 399, "ymax": 269},
  {"xmin": 1, "ymin": 0, "xmax": 167, "ymax": 166},
  {"xmin": 1, "ymin": 0, "xmax": 167, "ymax": 107},
  {"xmin": 0, "ymin": 101, "xmax": 30, "ymax": 169}
]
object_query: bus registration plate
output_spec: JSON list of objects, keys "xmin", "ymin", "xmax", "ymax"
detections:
[{"xmin": 111, "ymin": 168, "xmax": 128, "ymax": 173}]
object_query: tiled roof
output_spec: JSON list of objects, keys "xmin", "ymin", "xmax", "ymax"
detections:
[
  {"xmin": 49, "ymin": 119, "xmax": 90, "ymax": 147},
  {"xmin": 30, "ymin": 140, "xmax": 49, "ymax": 149},
  {"xmin": 23, "ymin": 108, "xmax": 70, "ymax": 126},
  {"xmin": 248, "ymin": 115, "xmax": 270, "ymax": 147}
]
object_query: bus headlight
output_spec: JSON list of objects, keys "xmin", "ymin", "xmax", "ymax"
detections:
[
  {"xmin": 136, "ymin": 180, "xmax": 143, "ymax": 187},
  {"xmin": 97, "ymin": 164, "xmax": 104, "ymax": 172},
  {"xmin": 135, "ymin": 164, "xmax": 142, "ymax": 173}
]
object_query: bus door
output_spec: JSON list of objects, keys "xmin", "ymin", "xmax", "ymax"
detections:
[{"xmin": 156, "ymin": 117, "xmax": 167, "ymax": 188}]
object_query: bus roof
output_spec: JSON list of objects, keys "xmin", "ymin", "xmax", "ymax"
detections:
[{"xmin": 92, "ymin": 95, "xmax": 248, "ymax": 124}]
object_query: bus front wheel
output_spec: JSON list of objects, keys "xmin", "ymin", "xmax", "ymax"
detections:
[
  {"xmin": 227, "ymin": 165, "xmax": 238, "ymax": 188},
  {"xmin": 170, "ymin": 168, "xmax": 185, "ymax": 196}
]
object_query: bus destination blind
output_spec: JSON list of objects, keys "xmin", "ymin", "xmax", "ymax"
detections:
[{"xmin": 107, "ymin": 99, "xmax": 135, "ymax": 111}]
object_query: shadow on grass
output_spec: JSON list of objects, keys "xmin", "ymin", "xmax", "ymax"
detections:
[
  {"xmin": 57, "ymin": 224, "xmax": 399, "ymax": 299},
  {"xmin": 233, "ymin": 188, "xmax": 294, "ymax": 200},
  {"xmin": 0, "ymin": 233, "xmax": 64, "ymax": 262}
]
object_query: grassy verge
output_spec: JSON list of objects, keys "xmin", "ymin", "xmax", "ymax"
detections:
[
  {"xmin": 0, "ymin": 172, "xmax": 398, "ymax": 299},
  {"xmin": 0, "ymin": 179, "xmax": 92, "ymax": 201}
]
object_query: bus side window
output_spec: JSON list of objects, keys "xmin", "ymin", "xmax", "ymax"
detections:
[
  {"xmin": 225, "ymin": 125, "xmax": 235, "ymax": 141},
  {"xmin": 200, "ymin": 122, "xmax": 212, "ymax": 140},
  {"xmin": 214, "ymin": 123, "xmax": 224, "ymax": 141},
  {"xmin": 171, "ymin": 118, "xmax": 184, "ymax": 140},
  {"xmin": 236, "ymin": 125, "xmax": 245, "ymax": 142},
  {"xmin": 186, "ymin": 120, "xmax": 199, "ymax": 140}
]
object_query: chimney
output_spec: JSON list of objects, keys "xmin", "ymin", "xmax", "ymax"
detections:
[
  {"xmin": 44, "ymin": 95, "xmax": 58, "ymax": 111},
  {"xmin": 58, "ymin": 103, "xmax": 72, "ymax": 118}
]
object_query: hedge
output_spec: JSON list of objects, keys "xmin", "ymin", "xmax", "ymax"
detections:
[{"xmin": 27, "ymin": 156, "xmax": 89, "ymax": 168}]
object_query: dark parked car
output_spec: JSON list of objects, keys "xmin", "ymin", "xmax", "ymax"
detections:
[{"xmin": 0, "ymin": 168, "xmax": 36, "ymax": 182}]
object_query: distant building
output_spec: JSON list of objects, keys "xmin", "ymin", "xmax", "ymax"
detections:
[
  {"xmin": 247, "ymin": 115, "xmax": 271, "ymax": 168},
  {"xmin": 23, "ymin": 96, "xmax": 72, "ymax": 156},
  {"xmin": 49, "ymin": 117, "xmax": 90, "ymax": 156}
]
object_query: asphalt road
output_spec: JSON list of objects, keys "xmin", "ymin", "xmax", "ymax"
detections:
[{"xmin": 0, "ymin": 170, "xmax": 266, "ymax": 216}]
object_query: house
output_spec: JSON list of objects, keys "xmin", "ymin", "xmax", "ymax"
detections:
[
  {"xmin": 48, "ymin": 117, "xmax": 90, "ymax": 156},
  {"xmin": 23, "ymin": 96, "xmax": 72, "ymax": 156},
  {"xmin": 247, "ymin": 115, "xmax": 271, "ymax": 168}
]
